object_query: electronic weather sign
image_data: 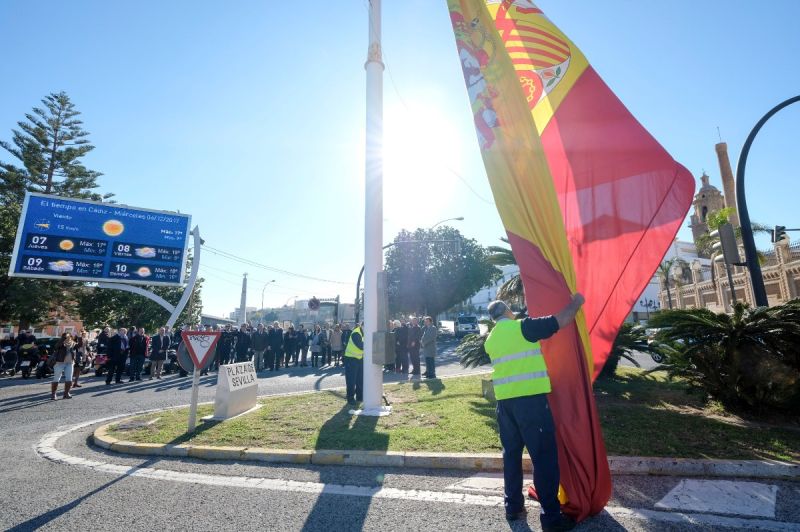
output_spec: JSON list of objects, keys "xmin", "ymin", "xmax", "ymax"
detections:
[{"xmin": 9, "ymin": 192, "xmax": 191, "ymax": 286}]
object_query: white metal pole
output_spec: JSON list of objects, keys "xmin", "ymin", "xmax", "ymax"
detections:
[
  {"xmin": 188, "ymin": 367, "xmax": 201, "ymax": 432},
  {"xmin": 361, "ymin": 0, "xmax": 388, "ymax": 415}
]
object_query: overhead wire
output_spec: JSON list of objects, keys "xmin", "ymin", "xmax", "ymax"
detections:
[
  {"xmin": 200, "ymin": 254, "xmax": 348, "ymax": 296},
  {"xmin": 201, "ymin": 244, "xmax": 353, "ymax": 285}
]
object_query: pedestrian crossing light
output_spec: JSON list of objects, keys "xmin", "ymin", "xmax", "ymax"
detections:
[{"xmin": 771, "ymin": 225, "xmax": 787, "ymax": 243}]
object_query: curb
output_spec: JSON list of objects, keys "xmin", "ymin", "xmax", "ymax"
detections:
[{"xmin": 93, "ymin": 419, "xmax": 800, "ymax": 480}]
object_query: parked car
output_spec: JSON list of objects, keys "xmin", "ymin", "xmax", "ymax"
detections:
[{"xmin": 455, "ymin": 315, "xmax": 479, "ymax": 337}]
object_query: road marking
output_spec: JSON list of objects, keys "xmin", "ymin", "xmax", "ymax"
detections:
[
  {"xmin": 35, "ymin": 417, "xmax": 503, "ymax": 507},
  {"xmin": 656, "ymin": 479, "xmax": 778, "ymax": 518},
  {"xmin": 34, "ymin": 417, "xmax": 799, "ymax": 530},
  {"xmin": 448, "ymin": 472, "xmax": 504, "ymax": 492},
  {"xmin": 610, "ymin": 506, "xmax": 798, "ymax": 531}
]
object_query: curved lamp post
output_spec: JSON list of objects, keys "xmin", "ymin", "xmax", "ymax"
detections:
[
  {"xmin": 736, "ymin": 95, "xmax": 800, "ymax": 307},
  {"xmin": 429, "ymin": 216, "xmax": 464, "ymax": 230},
  {"xmin": 260, "ymin": 279, "xmax": 276, "ymax": 315}
]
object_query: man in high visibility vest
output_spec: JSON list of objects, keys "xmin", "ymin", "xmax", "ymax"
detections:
[
  {"xmin": 343, "ymin": 322, "xmax": 364, "ymax": 406},
  {"xmin": 484, "ymin": 294, "xmax": 585, "ymax": 531}
]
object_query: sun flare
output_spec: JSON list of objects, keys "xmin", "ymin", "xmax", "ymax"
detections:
[{"xmin": 382, "ymin": 102, "xmax": 463, "ymax": 225}]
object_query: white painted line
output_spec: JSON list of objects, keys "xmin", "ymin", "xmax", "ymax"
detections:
[
  {"xmin": 608, "ymin": 506, "xmax": 798, "ymax": 532},
  {"xmin": 448, "ymin": 472, "xmax": 504, "ymax": 492},
  {"xmin": 35, "ymin": 420, "xmax": 503, "ymax": 507},
  {"xmin": 33, "ymin": 417, "xmax": 800, "ymax": 530},
  {"xmin": 656, "ymin": 479, "xmax": 778, "ymax": 518}
]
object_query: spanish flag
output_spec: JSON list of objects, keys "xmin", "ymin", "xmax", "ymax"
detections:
[{"xmin": 447, "ymin": 0, "xmax": 694, "ymax": 521}]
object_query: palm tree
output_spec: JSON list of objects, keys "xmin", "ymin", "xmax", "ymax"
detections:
[
  {"xmin": 694, "ymin": 207, "xmax": 770, "ymax": 258},
  {"xmin": 487, "ymin": 237, "xmax": 525, "ymax": 306},
  {"xmin": 656, "ymin": 257, "xmax": 688, "ymax": 310},
  {"xmin": 458, "ymin": 317, "xmax": 665, "ymax": 382},
  {"xmin": 648, "ymin": 300, "xmax": 800, "ymax": 412},
  {"xmin": 600, "ymin": 322, "xmax": 666, "ymax": 379},
  {"xmin": 457, "ymin": 330, "xmax": 491, "ymax": 368}
]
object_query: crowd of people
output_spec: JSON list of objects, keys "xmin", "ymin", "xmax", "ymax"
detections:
[{"xmin": 14, "ymin": 315, "xmax": 439, "ymax": 401}]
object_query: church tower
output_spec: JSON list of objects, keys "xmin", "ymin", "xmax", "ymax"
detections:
[{"xmin": 689, "ymin": 172, "xmax": 726, "ymax": 244}]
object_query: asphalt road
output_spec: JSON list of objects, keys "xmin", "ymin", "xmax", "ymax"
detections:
[{"xmin": 1, "ymin": 338, "xmax": 797, "ymax": 531}]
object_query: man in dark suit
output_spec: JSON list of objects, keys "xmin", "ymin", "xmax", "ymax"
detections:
[
  {"xmin": 105, "ymin": 328, "xmax": 129, "ymax": 385},
  {"xmin": 149, "ymin": 327, "xmax": 171, "ymax": 380},
  {"xmin": 407, "ymin": 317, "xmax": 422, "ymax": 377},
  {"xmin": 268, "ymin": 321, "xmax": 284, "ymax": 370},
  {"xmin": 394, "ymin": 320, "xmax": 409, "ymax": 374},
  {"xmin": 234, "ymin": 324, "xmax": 252, "ymax": 363},
  {"xmin": 128, "ymin": 327, "xmax": 148, "ymax": 382}
]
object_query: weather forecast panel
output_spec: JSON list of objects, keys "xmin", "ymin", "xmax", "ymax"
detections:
[{"xmin": 8, "ymin": 192, "xmax": 191, "ymax": 286}]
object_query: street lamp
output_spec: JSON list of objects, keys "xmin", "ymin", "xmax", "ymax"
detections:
[
  {"xmin": 736, "ymin": 94, "xmax": 800, "ymax": 307},
  {"xmin": 284, "ymin": 295, "xmax": 298, "ymax": 307},
  {"xmin": 260, "ymin": 280, "xmax": 276, "ymax": 315},
  {"xmin": 429, "ymin": 216, "xmax": 464, "ymax": 230},
  {"xmin": 639, "ymin": 298, "xmax": 658, "ymax": 320}
]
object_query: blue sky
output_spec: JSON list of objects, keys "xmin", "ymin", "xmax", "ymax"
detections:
[{"xmin": 1, "ymin": 1, "xmax": 798, "ymax": 317}]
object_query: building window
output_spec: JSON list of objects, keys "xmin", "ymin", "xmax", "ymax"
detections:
[{"xmin": 701, "ymin": 206, "xmax": 708, "ymax": 222}]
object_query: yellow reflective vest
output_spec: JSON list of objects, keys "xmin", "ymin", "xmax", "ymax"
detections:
[
  {"xmin": 344, "ymin": 326, "xmax": 364, "ymax": 360},
  {"xmin": 483, "ymin": 318, "xmax": 551, "ymax": 400}
]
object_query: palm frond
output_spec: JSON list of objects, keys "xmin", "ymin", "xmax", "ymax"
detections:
[
  {"xmin": 457, "ymin": 333, "xmax": 491, "ymax": 368},
  {"xmin": 496, "ymin": 274, "xmax": 524, "ymax": 305}
]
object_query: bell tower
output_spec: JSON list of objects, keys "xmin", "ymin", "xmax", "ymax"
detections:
[{"xmin": 689, "ymin": 172, "xmax": 725, "ymax": 243}]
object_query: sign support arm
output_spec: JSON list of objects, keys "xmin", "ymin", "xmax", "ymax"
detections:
[
  {"xmin": 92, "ymin": 226, "xmax": 202, "ymax": 328},
  {"xmin": 167, "ymin": 225, "xmax": 201, "ymax": 328},
  {"xmin": 95, "ymin": 282, "xmax": 176, "ymax": 313}
]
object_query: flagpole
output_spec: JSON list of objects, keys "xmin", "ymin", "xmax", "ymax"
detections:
[{"xmin": 361, "ymin": 0, "xmax": 389, "ymax": 416}]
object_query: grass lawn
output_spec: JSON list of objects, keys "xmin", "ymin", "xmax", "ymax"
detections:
[{"xmin": 109, "ymin": 368, "xmax": 800, "ymax": 462}]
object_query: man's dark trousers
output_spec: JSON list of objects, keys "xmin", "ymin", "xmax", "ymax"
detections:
[
  {"xmin": 409, "ymin": 348, "xmax": 420, "ymax": 375},
  {"xmin": 130, "ymin": 355, "xmax": 145, "ymax": 380},
  {"xmin": 105, "ymin": 355, "xmax": 125, "ymax": 384},
  {"xmin": 343, "ymin": 356, "xmax": 363, "ymax": 403},
  {"xmin": 396, "ymin": 348, "xmax": 409, "ymax": 373},
  {"xmin": 424, "ymin": 356, "xmax": 436, "ymax": 378},
  {"xmin": 496, "ymin": 393, "xmax": 560, "ymax": 526}
]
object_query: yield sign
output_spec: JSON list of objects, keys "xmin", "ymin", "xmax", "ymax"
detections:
[{"xmin": 181, "ymin": 331, "xmax": 221, "ymax": 368}]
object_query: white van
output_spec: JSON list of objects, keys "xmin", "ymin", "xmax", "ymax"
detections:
[{"xmin": 455, "ymin": 315, "xmax": 479, "ymax": 337}]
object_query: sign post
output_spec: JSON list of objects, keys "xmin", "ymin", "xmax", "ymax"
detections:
[{"xmin": 181, "ymin": 330, "xmax": 221, "ymax": 432}]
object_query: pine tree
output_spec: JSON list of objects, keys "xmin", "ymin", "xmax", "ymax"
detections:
[
  {"xmin": 0, "ymin": 92, "xmax": 107, "ymax": 328},
  {"xmin": 0, "ymin": 91, "xmax": 106, "ymax": 199}
]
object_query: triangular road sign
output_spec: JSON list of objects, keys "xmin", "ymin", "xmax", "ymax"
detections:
[{"xmin": 181, "ymin": 331, "xmax": 221, "ymax": 368}]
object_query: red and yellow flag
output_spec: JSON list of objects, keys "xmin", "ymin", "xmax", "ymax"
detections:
[{"xmin": 447, "ymin": 0, "xmax": 694, "ymax": 521}]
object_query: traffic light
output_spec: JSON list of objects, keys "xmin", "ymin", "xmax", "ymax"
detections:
[{"xmin": 772, "ymin": 225, "xmax": 787, "ymax": 243}]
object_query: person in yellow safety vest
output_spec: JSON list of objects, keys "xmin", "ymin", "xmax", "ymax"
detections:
[
  {"xmin": 343, "ymin": 322, "xmax": 364, "ymax": 406},
  {"xmin": 484, "ymin": 294, "xmax": 585, "ymax": 531}
]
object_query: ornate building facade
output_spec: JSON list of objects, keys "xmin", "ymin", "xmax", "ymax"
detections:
[{"xmin": 657, "ymin": 142, "xmax": 799, "ymax": 312}]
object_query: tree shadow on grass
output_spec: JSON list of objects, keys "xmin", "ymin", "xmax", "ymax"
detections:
[{"xmin": 302, "ymin": 403, "xmax": 389, "ymax": 531}]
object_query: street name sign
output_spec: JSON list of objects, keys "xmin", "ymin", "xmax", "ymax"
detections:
[
  {"xmin": 9, "ymin": 192, "xmax": 191, "ymax": 286},
  {"xmin": 214, "ymin": 362, "xmax": 258, "ymax": 420}
]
